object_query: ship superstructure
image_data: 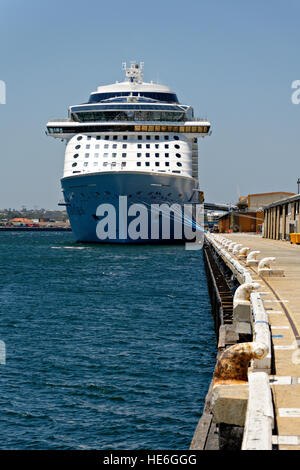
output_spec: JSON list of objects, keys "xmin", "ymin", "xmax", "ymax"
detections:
[{"xmin": 46, "ymin": 62, "xmax": 211, "ymax": 242}]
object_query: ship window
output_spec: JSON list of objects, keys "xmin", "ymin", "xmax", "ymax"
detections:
[
  {"xmin": 94, "ymin": 162, "xmax": 98, "ymax": 166},
  {"xmin": 75, "ymin": 145, "xmax": 81, "ymax": 149},
  {"xmin": 73, "ymin": 171, "xmax": 80, "ymax": 173},
  {"xmin": 122, "ymin": 144, "xmax": 127, "ymax": 149},
  {"xmin": 146, "ymin": 135, "xmax": 151, "ymax": 140},
  {"xmin": 155, "ymin": 153, "xmax": 159, "ymax": 158},
  {"xmin": 95, "ymin": 144, "xmax": 99, "ymax": 149},
  {"xmin": 85, "ymin": 153, "xmax": 89, "ymax": 158},
  {"xmin": 77, "ymin": 136, "xmax": 83, "ymax": 141},
  {"xmin": 87, "ymin": 136, "xmax": 91, "ymax": 140},
  {"xmin": 72, "ymin": 163, "xmax": 77, "ymax": 167},
  {"xmin": 112, "ymin": 144, "xmax": 117, "ymax": 149},
  {"xmin": 146, "ymin": 144, "xmax": 150, "ymax": 149},
  {"xmin": 145, "ymin": 162, "xmax": 150, "ymax": 166},
  {"xmin": 138, "ymin": 135, "xmax": 142, "ymax": 140},
  {"xmin": 103, "ymin": 162, "xmax": 108, "ymax": 166},
  {"xmin": 112, "ymin": 153, "xmax": 117, "ymax": 158},
  {"xmin": 146, "ymin": 153, "xmax": 150, "ymax": 158},
  {"xmin": 165, "ymin": 162, "xmax": 170, "ymax": 166},
  {"xmin": 123, "ymin": 136, "xmax": 128, "ymax": 140},
  {"xmin": 104, "ymin": 153, "xmax": 108, "ymax": 157},
  {"xmin": 73, "ymin": 154, "xmax": 79, "ymax": 158},
  {"xmin": 164, "ymin": 136, "xmax": 169, "ymax": 140},
  {"xmin": 176, "ymin": 153, "xmax": 181, "ymax": 158},
  {"xmin": 155, "ymin": 162, "xmax": 159, "ymax": 166},
  {"xmin": 165, "ymin": 144, "xmax": 169, "ymax": 149},
  {"xmin": 104, "ymin": 144, "xmax": 109, "ymax": 149},
  {"xmin": 175, "ymin": 144, "xmax": 180, "ymax": 149},
  {"xmin": 137, "ymin": 153, "xmax": 141, "ymax": 158},
  {"xmin": 177, "ymin": 162, "xmax": 182, "ymax": 167},
  {"xmin": 96, "ymin": 136, "xmax": 101, "ymax": 140},
  {"xmin": 165, "ymin": 153, "xmax": 169, "ymax": 157},
  {"xmin": 94, "ymin": 153, "xmax": 99, "ymax": 158},
  {"xmin": 105, "ymin": 136, "xmax": 109, "ymax": 140},
  {"xmin": 155, "ymin": 136, "xmax": 159, "ymax": 140},
  {"xmin": 113, "ymin": 135, "xmax": 118, "ymax": 140},
  {"xmin": 84, "ymin": 162, "xmax": 88, "ymax": 167},
  {"xmin": 122, "ymin": 153, "xmax": 126, "ymax": 158},
  {"xmin": 86, "ymin": 145, "xmax": 90, "ymax": 149},
  {"xmin": 137, "ymin": 162, "xmax": 141, "ymax": 166},
  {"xmin": 138, "ymin": 144, "xmax": 142, "ymax": 149},
  {"xmin": 122, "ymin": 162, "xmax": 126, "ymax": 167},
  {"xmin": 173, "ymin": 170, "xmax": 180, "ymax": 173},
  {"xmin": 174, "ymin": 136, "xmax": 179, "ymax": 140},
  {"xmin": 155, "ymin": 144, "xmax": 159, "ymax": 149}
]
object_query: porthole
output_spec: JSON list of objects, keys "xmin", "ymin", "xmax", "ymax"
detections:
[
  {"xmin": 146, "ymin": 153, "xmax": 150, "ymax": 158},
  {"xmin": 177, "ymin": 162, "xmax": 182, "ymax": 167},
  {"xmin": 75, "ymin": 145, "xmax": 81, "ymax": 149},
  {"xmin": 137, "ymin": 153, "xmax": 142, "ymax": 158},
  {"xmin": 72, "ymin": 162, "xmax": 77, "ymax": 167},
  {"xmin": 176, "ymin": 153, "xmax": 181, "ymax": 158},
  {"xmin": 122, "ymin": 153, "xmax": 126, "ymax": 158},
  {"xmin": 155, "ymin": 153, "xmax": 159, "ymax": 158},
  {"xmin": 77, "ymin": 136, "xmax": 83, "ymax": 141},
  {"xmin": 175, "ymin": 144, "xmax": 180, "ymax": 149},
  {"xmin": 73, "ymin": 154, "xmax": 79, "ymax": 158}
]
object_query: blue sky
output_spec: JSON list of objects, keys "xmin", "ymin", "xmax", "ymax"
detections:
[{"xmin": 0, "ymin": 0, "xmax": 300, "ymax": 209}]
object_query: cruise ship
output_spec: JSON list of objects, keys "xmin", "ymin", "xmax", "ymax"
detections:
[{"xmin": 46, "ymin": 62, "xmax": 211, "ymax": 243}]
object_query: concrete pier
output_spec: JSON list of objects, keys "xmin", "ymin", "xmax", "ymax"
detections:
[{"xmin": 191, "ymin": 233, "xmax": 300, "ymax": 450}]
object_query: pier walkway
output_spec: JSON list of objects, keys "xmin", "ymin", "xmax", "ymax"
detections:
[{"xmin": 221, "ymin": 234, "xmax": 300, "ymax": 450}]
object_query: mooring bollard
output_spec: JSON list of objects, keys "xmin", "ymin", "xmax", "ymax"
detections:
[
  {"xmin": 233, "ymin": 282, "xmax": 261, "ymax": 335},
  {"xmin": 211, "ymin": 342, "xmax": 269, "ymax": 430},
  {"xmin": 258, "ymin": 257, "xmax": 284, "ymax": 277},
  {"xmin": 233, "ymin": 244, "xmax": 243, "ymax": 255},
  {"xmin": 238, "ymin": 247, "xmax": 250, "ymax": 259},
  {"xmin": 246, "ymin": 251, "xmax": 260, "ymax": 266}
]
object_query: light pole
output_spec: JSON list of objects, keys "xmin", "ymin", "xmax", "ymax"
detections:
[{"xmin": 298, "ymin": 178, "xmax": 300, "ymax": 194}]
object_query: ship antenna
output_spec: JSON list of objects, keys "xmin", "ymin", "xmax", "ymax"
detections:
[{"xmin": 122, "ymin": 61, "xmax": 144, "ymax": 84}]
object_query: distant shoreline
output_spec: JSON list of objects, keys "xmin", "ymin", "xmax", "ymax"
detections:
[{"xmin": 0, "ymin": 227, "xmax": 72, "ymax": 232}]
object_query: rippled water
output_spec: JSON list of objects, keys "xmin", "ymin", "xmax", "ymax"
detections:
[{"xmin": 0, "ymin": 232, "xmax": 216, "ymax": 449}]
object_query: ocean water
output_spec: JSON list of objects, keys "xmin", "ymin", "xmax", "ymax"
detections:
[{"xmin": 0, "ymin": 232, "xmax": 216, "ymax": 450}]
